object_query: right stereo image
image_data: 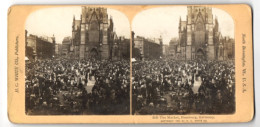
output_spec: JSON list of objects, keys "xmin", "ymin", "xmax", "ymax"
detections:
[{"xmin": 131, "ymin": 6, "xmax": 235, "ymax": 115}]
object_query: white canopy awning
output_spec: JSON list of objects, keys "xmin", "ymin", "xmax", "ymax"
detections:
[{"xmin": 131, "ymin": 58, "xmax": 137, "ymax": 62}]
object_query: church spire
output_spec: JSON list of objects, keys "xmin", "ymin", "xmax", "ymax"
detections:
[
  {"xmin": 72, "ymin": 15, "xmax": 75, "ymax": 31},
  {"xmin": 215, "ymin": 15, "xmax": 219, "ymax": 32},
  {"xmin": 179, "ymin": 16, "xmax": 182, "ymax": 32}
]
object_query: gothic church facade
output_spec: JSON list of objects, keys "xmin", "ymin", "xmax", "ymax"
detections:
[
  {"xmin": 177, "ymin": 6, "xmax": 234, "ymax": 60},
  {"xmin": 71, "ymin": 7, "xmax": 117, "ymax": 60}
]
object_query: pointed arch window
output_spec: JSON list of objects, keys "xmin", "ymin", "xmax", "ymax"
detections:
[
  {"xmin": 90, "ymin": 21, "xmax": 99, "ymax": 30},
  {"xmin": 196, "ymin": 22, "xmax": 204, "ymax": 31},
  {"xmin": 195, "ymin": 13, "xmax": 205, "ymax": 31}
]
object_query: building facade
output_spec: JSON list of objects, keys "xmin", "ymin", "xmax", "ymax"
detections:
[
  {"xmin": 70, "ymin": 7, "xmax": 128, "ymax": 60},
  {"xmin": 168, "ymin": 38, "xmax": 179, "ymax": 59},
  {"xmin": 62, "ymin": 36, "xmax": 72, "ymax": 58},
  {"xmin": 162, "ymin": 44, "xmax": 169, "ymax": 57},
  {"xmin": 26, "ymin": 34, "xmax": 55, "ymax": 60},
  {"xmin": 55, "ymin": 43, "xmax": 63, "ymax": 57},
  {"xmin": 134, "ymin": 36, "xmax": 163, "ymax": 60},
  {"xmin": 116, "ymin": 37, "xmax": 130, "ymax": 60},
  {"xmin": 177, "ymin": 6, "xmax": 235, "ymax": 60}
]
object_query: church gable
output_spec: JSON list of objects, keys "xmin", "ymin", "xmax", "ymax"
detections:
[
  {"xmin": 88, "ymin": 11, "xmax": 100, "ymax": 24},
  {"xmin": 195, "ymin": 12, "xmax": 205, "ymax": 31}
]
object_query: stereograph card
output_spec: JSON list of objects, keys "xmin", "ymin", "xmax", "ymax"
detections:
[{"xmin": 8, "ymin": 4, "xmax": 254, "ymax": 123}]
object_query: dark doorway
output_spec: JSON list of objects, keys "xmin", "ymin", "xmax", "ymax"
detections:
[
  {"xmin": 196, "ymin": 48, "xmax": 206, "ymax": 60},
  {"xmin": 90, "ymin": 48, "xmax": 99, "ymax": 59}
]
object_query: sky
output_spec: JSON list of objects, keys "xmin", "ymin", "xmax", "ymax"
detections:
[
  {"xmin": 25, "ymin": 6, "xmax": 130, "ymax": 44},
  {"xmin": 132, "ymin": 6, "xmax": 234, "ymax": 45},
  {"xmin": 25, "ymin": 6, "xmax": 234, "ymax": 45}
]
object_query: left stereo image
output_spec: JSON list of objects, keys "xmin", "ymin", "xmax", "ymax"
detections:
[{"xmin": 25, "ymin": 6, "xmax": 131, "ymax": 115}]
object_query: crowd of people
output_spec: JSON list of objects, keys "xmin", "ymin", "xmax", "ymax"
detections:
[
  {"xmin": 25, "ymin": 57, "xmax": 235, "ymax": 115},
  {"xmin": 25, "ymin": 58, "xmax": 130, "ymax": 115},
  {"xmin": 132, "ymin": 59, "xmax": 235, "ymax": 115}
]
